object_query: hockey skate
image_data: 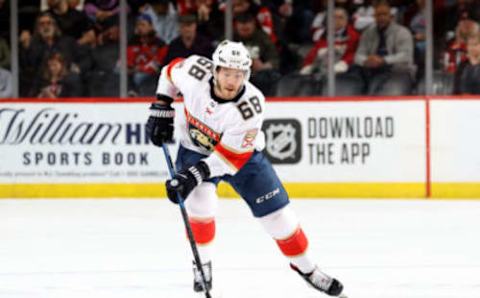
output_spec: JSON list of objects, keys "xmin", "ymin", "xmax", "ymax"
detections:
[
  {"xmin": 193, "ymin": 260, "xmax": 212, "ymax": 292},
  {"xmin": 290, "ymin": 263, "xmax": 344, "ymax": 296}
]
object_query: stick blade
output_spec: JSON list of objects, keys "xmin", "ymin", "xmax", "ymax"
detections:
[{"xmin": 195, "ymin": 288, "xmax": 223, "ymax": 298}]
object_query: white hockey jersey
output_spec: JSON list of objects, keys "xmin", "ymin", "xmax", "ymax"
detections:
[{"xmin": 156, "ymin": 55, "xmax": 266, "ymax": 177}]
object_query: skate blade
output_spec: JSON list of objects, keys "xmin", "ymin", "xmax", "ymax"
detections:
[{"xmin": 338, "ymin": 293, "xmax": 348, "ymax": 298}]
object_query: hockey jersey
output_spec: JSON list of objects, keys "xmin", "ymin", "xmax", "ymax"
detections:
[{"xmin": 156, "ymin": 55, "xmax": 266, "ymax": 178}]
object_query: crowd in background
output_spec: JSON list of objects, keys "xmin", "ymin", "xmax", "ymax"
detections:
[{"xmin": 1, "ymin": 0, "xmax": 480, "ymax": 98}]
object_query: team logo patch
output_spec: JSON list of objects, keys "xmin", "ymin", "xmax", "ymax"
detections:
[
  {"xmin": 189, "ymin": 127, "xmax": 217, "ymax": 151},
  {"xmin": 185, "ymin": 109, "xmax": 220, "ymax": 152},
  {"xmin": 262, "ymin": 119, "xmax": 302, "ymax": 164},
  {"xmin": 242, "ymin": 129, "xmax": 258, "ymax": 148}
]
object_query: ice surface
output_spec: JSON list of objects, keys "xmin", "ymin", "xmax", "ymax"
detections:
[{"xmin": 1, "ymin": 199, "xmax": 479, "ymax": 298}]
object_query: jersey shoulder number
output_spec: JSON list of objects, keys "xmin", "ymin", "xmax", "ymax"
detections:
[
  {"xmin": 186, "ymin": 56, "xmax": 214, "ymax": 82},
  {"xmin": 236, "ymin": 93, "xmax": 263, "ymax": 121}
]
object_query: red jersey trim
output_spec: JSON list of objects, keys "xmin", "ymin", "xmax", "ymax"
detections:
[
  {"xmin": 166, "ymin": 57, "xmax": 185, "ymax": 83},
  {"xmin": 214, "ymin": 142, "xmax": 253, "ymax": 171}
]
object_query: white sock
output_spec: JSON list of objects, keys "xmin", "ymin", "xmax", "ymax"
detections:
[
  {"xmin": 197, "ymin": 244, "xmax": 212, "ymax": 264},
  {"xmin": 290, "ymin": 253, "xmax": 316, "ymax": 274}
]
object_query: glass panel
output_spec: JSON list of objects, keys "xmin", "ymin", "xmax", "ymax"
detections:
[
  {"xmin": 83, "ymin": 0, "xmax": 120, "ymax": 97},
  {"xmin": 331, "ymin": 2, "xmax": 368, "ymax": 97},
  {"xmin": 17, "ymin": 1, "xmax": 121, "ymax": 98},
  {"xmin": 433, "ymin": 1, "xmax": 480, "ymax": 95},
  {"xmin": 127, "ymin": 1, "xmax": 179, "ymax": 97},
  {"xmin": 126, "ymin": 1, "xmax": 221, "ymax": 97},
  {"xmin": 232, "ymin": 1, "xmax": 281, "ymax": 96},
  {"xmin": 403, "ymin": 0, "xmax": 428, "ymax": 95},
  {"xmin": 17, "ymin": 2, "xmax": 41, "ymax": 97},
  {"xmin": 329, "ymin": 0, "xmax": 416, "ymax": 96},
  {"xmin": 0, "ymin": 0, "xmax": 12, "ymax": 98},
  {"xmin": 261, "ymin": 0, "xmax": 319, "ymax": 97}
]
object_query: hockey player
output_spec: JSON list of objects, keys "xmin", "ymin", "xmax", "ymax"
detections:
[{"xmin": 146, "ymin": 40, "xmax": 344, "ymax": 296}]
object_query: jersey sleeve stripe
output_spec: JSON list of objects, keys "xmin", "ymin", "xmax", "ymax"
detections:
[
  {"xmin": 166, "ymin": 57, "xmax": 185, "ymax": 83},
  {"xmin": 214, "ymin": 142, "xmax": 253, "ymax": 171}
]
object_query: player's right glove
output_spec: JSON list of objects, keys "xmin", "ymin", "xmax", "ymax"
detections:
[
  {"xmin": 146, "ymin": 99, "xmax": 175, "ymax": 146},
  {"xmin": 166, "ymin": 161, "xmax": 210, "ymax": 203}
]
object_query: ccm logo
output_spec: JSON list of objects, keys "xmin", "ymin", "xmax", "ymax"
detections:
[{"xmin": 255, "ymin": 188, "xmax": 280, "ymax": 204}]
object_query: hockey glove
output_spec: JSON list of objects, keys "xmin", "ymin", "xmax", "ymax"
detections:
[
  {"xmin": 166, "ymin": 161, "xmax": 210, "ymax": 204},
  {"xmin": 146, "ymin": 101, "xmax": 175, "ymax": 146}
]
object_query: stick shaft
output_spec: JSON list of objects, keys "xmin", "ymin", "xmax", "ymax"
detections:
[{"xmin": 161, "ymin": 144, "xmax": 212, "ymax": 298}]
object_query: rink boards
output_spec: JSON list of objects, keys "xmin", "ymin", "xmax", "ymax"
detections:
[{"xmin": 0, "ymin": 97, "xmax": 479, "ymax": 198}]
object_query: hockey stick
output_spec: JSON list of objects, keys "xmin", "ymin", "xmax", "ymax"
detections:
[{"xmin": 161, "ymin": 144, "xmax": 212, "ymax": 298}]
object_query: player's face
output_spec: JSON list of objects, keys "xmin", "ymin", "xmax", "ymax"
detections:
[{"xmin": 215, "ymin": 67, "xmax": 246, "ymax": 100}]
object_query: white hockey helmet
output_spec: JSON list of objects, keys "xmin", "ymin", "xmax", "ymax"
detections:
[{"xmin": 212, "ymin": 40, "xmax": 252, "ymax": 82}]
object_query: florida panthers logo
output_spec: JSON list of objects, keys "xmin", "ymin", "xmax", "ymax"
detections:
[{"xmin": 185, "ymin": 109, "xmax": 220, "ymax": 152}]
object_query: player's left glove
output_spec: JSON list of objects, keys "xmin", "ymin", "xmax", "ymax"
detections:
[{"xmin": 166, "ymin": 161, "xmax": 210, "ymax": 204}]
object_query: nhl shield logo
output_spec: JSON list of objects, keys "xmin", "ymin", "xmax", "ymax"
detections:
[
  {"xmin": 262, "ymin": 119, "xmax": 302, "ymax": 164},
  {"xmin": 266, "ymin": 124, "xmax": 296, "ymax": 160}
]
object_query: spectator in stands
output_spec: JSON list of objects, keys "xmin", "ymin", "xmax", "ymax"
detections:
[
  {"xmin": 299, "ymin": 7, "xmax": 361, "ymax": 96},
  {"xmin": 456, "ymin": 32, "xmax": 480, "ymax": 94},
  {"xmin": 351, "ymin": 0, "xmax": 400, "ymax": 32},
  {"xmin": 164, "ymin": 14, "xmax": 214, "ymax": 64},
  {"xmin": 33, "ymin": 52, "xmax": 82, "ymax": 98},
  {"xmin": 310, "ymin": 0, "xmax": 375, "ymax": 43},
  {"xmin": 270, "ymin": 0, "xmax": 315, "ymax": 45},
  {"xmin": 84, "ymin": 0, "xmax": 120, "ymax": 23},
  {"xmin": 0, "ymin": 67, "xmax": 12, "ymax": 98},
  {"xmin": 127, "ymin": 14, "xmax": 168, "ymax": 96},
  {"xmin": 46, "ymin": 0, "xmax": 96, "ymax": 46},
  {"xmin": 196, "ymin": 0, "xmax": 225, "ymax": 41},
  {"xmin": 84, "ymin": 18, "xmax": 120, "ymax": 96},
  {"xmin": 0, "ymin": 37, "xmax": 10, "ymax": 69},
  {"xmin": 232, "ymin": 0, "xmax": 277, "ymax": 43},
  {"xmin": 353, "ymin": 0, "xmax": 414, "ymax": 95},
  {"xmin": 436, "ymin": 0, "xmax": 480, "ymax": 42},
  {"xmin": 19, "ymin": 12, "xmax": 89, "ymax": 96},
  {"xmin": 301, "ymin": 8, "xmax": 359, "ymax": 76},
  {"xmin": 196, "ymin": 0, "xmax": 214, "ymax": 22},
  {"xmin": 234, "ymin": 12, "xmax": 280, "ymax": 96},
  {"xmin": 444, "ymin": 16, "xmax": 479, "ymax": 74},
  {"xmin": 141, "ymin": 0, "xmax": 178, "ymax": 44}
]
